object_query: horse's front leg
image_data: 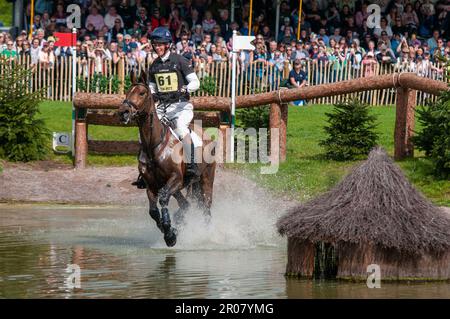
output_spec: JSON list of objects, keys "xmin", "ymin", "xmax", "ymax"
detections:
[
  {"xmin": 158, "ymin": 173, "xmax": 183, "ymax": 247},
  {"xmin": 146, "ymin": 188, "xmax": 163, "ymax": 233}
]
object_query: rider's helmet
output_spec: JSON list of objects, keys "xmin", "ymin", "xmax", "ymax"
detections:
[{"xmin": 150, "ymin": 27, "xmax": 173, "ymax": 44}]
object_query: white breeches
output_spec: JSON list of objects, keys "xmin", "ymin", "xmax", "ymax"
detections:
[{"xmin": 156, "ymin": 101, "xmax": 193, "ymax": 139}]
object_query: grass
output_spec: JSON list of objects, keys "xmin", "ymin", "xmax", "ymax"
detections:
[
  {"xmin": 0, "ymin": 2, "xmax": 12, "ymax": 26},
  {"xmin": 228, "ymin": 104, "xmax": 450, "ymax": 206},
  {"xmin": 38, "ymin": 100, "xmax": 137, "ymax": 166},
  {"xmin": 22, "ymin": 100, "xmax": 449, "ymax": 206}
]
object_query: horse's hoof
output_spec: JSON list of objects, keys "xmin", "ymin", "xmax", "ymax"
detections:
[
  {"xmin": 204, "ymin": 213, "xmax": 211, "ymax": 224},
  {"xmin": 164, "ymin": 228, "xmax": 178, "ymax": 247}
]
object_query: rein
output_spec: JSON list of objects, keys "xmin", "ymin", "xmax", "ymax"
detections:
[{"xmin": 123, "ymin": 84, "xmax": 168, "ymax": 165}]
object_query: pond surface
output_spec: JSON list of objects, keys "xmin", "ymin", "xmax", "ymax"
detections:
[{"xmin": 0, "ymin": 205, "xmax": 449, "ymax": 298}]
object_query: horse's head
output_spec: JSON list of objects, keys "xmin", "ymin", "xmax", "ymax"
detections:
[{"xmin": 118, "ymin": 70, "xmax": 152, "ymax": 124}]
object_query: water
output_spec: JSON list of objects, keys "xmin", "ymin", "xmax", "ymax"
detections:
[{"xmin": 0, "ymin": 204, "xmax": 449, "ymax": 299}]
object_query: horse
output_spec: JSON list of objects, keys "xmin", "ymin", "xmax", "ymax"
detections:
[{"xmin": 117, "ymin": 71, "xmax": 216, "ymax": 247}]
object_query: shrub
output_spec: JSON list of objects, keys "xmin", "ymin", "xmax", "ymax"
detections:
[
  {"xmin": 320, "ymin": 98, "xmax": 378, "ymax": 161},
  {"xmin": 0, "ymin": 57, "xmax": 50, "ymax": 161},
  {"xmin": 199, "ymin": 75, "xmax": 216, "ymax": 96},
  {"xmin": 77, "ymin": 73, "xmax": 124, "ymax": 94},
  {"xmin": 236, "ymin": 105, "xmax": 270, "ymax": 129},
  {"xmin": 413, "ymin": 83, "xmax": 450, "ymax": 179}
]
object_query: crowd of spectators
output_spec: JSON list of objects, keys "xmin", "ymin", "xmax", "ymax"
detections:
[{"xmin": 0, "ymin": 0, "xmax": 449, "ymax": 79}]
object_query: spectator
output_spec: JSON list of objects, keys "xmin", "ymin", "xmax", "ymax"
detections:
[
  {"xmin": 1, "ymin": 40, "xmax": 18, "ymax": 60},
  {"xmin": 202, "ymin": 11, "xmax": 217, "ymax": 34},
  {"xmin": 289, "ymin": 60, "xmax": 308, "ymax": 88},
  {"xmin": 168, "ymin": 7, "xmax": 182, "ymax": 33},
  {"xmin": 402, "ymin": 3, "xmax": 419, "ymax": 34},
  {"xmin": 52, "ymin": 3, "xmax": 67, "ymax": 27},
  {"xmin": 86, "ymin": 6, "xmax": 105, "ymax": 31},
  {"xmin": 362, "ymin": 51, "xmax": 378, "ymax": 77},
  {"xmin": 374, "ymin": 18, "xmax": 393, "ymax": 39},
  {"xmin": 376, "ymin": 43, "xmax": 396, "ymax": 64},
  {"xmin": 427, "ymin": 30, "xmax": 441, "ymax": 52},
  {"xmin": 30, "ymin": 38, "xmax": 41, "ymax": 65},
  {"xmin": 150, "ymin": 7, "xmax": 167, "ymax": 30},
  {"xmin": 104, "ymin": 6, "xmax": 124, "ymax": 30},
  {"xmin": 218, "ymin": 9, "xmax": 231, "ymax": 38},
  {"xmin": 288, "ymin": 59, "xmax": 308, "ymax": 105}
]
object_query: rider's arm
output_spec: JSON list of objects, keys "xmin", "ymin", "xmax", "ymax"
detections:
[
  {"xmin": 148, "ymin": 69, "xmax": 157, "ymax": 94},
  {"xmin": 179, "ymin": 55, "xmax": 200, "ymax": 93},
  {"xmin": 185, "ymin": 72, "xmax": 200, "ymax": 93}
]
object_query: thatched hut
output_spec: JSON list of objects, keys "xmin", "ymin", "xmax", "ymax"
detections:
[{"xmin": 277, "ymin": 148, "xmax": 450, "ymax": 281}]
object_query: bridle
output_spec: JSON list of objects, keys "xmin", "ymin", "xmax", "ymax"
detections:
[
  {"xmin": 121, "ymin": 83, "xmax": 167, "ymax": 163},
  {"xmin": 122, "ymin": 83, "xmax": 153, "ymax": 122}
]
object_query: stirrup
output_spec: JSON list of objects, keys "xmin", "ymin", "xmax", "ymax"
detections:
[{"xmin": 132, "ymin": 174, "xmax": 147, "ymax": 189}]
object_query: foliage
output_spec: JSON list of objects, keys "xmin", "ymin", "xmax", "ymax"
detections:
[
  {"xmin": 236, "ymin": 105, "xmax": 270, "ymax": 129},
  {"xmin": 0, "ymin": 57, "xmax": 50, "ymax": 161},
  {"xmin": 77, "ymin": 73, "xmax": 123, "ymax": 94},
  {"xmin": 319, "ymin": 98, "xmax": 378, "ymax": 161},
  {"xmin": 413, "ymin": 79, "xmax": 450, "ymax": 179},
  {"xmin": 199, "ymin": 76, "xmax": 217, "ymax": 96}
]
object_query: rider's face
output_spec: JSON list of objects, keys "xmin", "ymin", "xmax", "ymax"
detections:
[{"xmin": 154, "ymin": 42, "xmax": 169, "ymax": 57}]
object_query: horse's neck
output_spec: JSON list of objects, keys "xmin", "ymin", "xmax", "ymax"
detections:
[{"xmin": 139, "ymin": 104, "xmax": 165, "ymax": 154}]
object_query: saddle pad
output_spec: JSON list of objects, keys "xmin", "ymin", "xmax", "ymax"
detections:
[{"xmin": 169, "ymin": 127, "xmax": 203, "ymax": 147}]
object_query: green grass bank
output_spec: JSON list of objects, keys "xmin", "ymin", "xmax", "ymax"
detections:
[{"xmin": 36, "ymin": 101, "xmax": 449, "ymax": 206}]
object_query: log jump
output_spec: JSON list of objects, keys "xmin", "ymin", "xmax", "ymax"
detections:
[{"xmin": 73, "ymin": 73, "xmax": 448, "ymax": 168}]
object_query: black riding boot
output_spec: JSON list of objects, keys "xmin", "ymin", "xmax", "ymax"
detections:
[
  {"xmin": 132, "ymin": 149, "xmax": 147, "ymax": 189},
  {"xmin": 182, "ymin": 134, "xmax": 200, "ymax": 177},
  {"xmin": 132, "ymin": 174, "xmax": 147, "ymax": 189}
]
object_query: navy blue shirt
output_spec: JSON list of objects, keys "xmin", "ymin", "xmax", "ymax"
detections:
[{"xmin": 289, "ymin": 69, "xmax": 307, "ymax": 85}]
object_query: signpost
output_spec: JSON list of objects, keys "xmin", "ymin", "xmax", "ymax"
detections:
[{"xmin": 230, "ymin": 31, "xmax": 255, "ymax": 162}]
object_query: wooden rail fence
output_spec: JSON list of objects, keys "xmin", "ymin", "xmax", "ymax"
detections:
[
  {"xmin": 1, "ymin": 55, "xmax": 448, "ymax": 106},
  {"xmin": 73, "ymin": 72, "xmax": 449, "ymax": 168}
]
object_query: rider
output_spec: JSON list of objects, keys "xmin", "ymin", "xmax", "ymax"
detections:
[{"xmin": 133, "ymin": 27, "xmax": 201, "ymax": 188}]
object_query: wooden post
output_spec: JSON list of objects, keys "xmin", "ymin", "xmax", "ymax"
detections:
[
  {"xmin": 118, "ymin": 56, "xmax": 125, "ymax": 94},
  {"xmin": 394, "ymin": 88, "xmax": 417, "ymax": 160},
  {"xmin": 270, "ymin": 102, "xmax": 287, "ymax": 162},
  {"xmin": 219, "ymin": 124, "xmax": 229, "ymax": 166},
  {"xmin": 75, "ymin": 120, "xmax": 88, "ymax": 169},
  {"xmin": 405, "ymin": 90, "xmax": 417, "ymax": 157}
]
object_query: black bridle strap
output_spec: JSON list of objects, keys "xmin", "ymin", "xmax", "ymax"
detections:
[{"xmin": 123, "ymin": 84, "xmax": 168, "ymax": 164}]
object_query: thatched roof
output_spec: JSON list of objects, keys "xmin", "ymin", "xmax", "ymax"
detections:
[{"xmin": 277, "ymin": 147, "xmax": 450, "ymax": 254}]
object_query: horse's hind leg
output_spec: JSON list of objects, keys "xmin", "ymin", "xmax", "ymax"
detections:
[{"xmin": 173, "ymin": 190, "xmax": 189, "ymax": 226}]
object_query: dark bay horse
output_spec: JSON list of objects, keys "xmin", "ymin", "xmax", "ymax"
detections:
[{"xmin": 117, "ymin": 71, "xmax": 216, "ymax": 247}]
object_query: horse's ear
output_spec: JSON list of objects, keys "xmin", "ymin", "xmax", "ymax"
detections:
[
  {"xmin": 130, "ymin": 71, "xmax": 137, "ymax": 85},
  {"xmin": 139, "ymin": 70, "xmax": 148, "ymax": 85}
]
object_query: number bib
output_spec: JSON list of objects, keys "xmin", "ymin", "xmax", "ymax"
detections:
[{"xmin": 154, "ymin": 72, "xmax": 179, "ymax": 92}]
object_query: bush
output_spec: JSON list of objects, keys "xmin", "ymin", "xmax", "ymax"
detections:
[
  {"xmin": 236, "ymin": 105, "xmax": 270, "ymax": 129},
  {"xmin": 77, "ymin": 73, "xmax": 123, "ymax": 94},
  {"xmin": 413, "ymin": 85, "xmax": 450, "ymax": 179},
  {"xmin": 320, "ymin": 98, "xmax": 378, "ymax": 161},
  {"xmin": 0, "ymin": 57, "xmax": 50, "ymax": 161},
  {"xmin": 199, "ymin": 75, "xmax": 216, "ymax": 96}
]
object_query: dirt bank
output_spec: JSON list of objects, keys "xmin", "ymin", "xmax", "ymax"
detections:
[
  {"xmin": 0, "ymin": 161, "xmax": 295, "ymax": 208},
  {"xmin": 0, "ymin": 160, "xmax": 448, "ymax": 215}
]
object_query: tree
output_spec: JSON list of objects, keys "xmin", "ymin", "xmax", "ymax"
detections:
[
  {"xmin": 0, "ymin": 57, "xmax": 50, "ymax": 161},
  {"xmin": 413, "ymin": 80, "xmax": 450, "ymax": 178},
  {"xmin": 320, "ymin": 98, "xmax": 378, "ymax": 161}
]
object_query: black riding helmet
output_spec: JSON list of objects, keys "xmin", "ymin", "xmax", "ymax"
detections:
[{"xmin": 150, "ymin": 27, "xmax": 173, "ymax": 44}]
